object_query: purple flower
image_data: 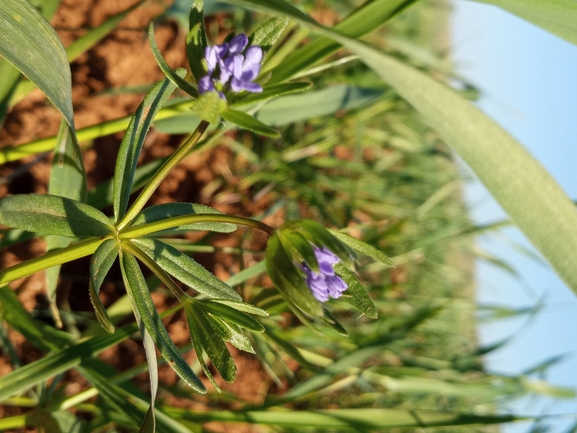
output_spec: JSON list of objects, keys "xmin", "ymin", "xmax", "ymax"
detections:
[
  {"xmin": 199, "ymin": 33, "xmax": 263, "ymax": 99},
  {"xmin": 302, "ymin": 246, "xmax": 348, "ymax": 303}
]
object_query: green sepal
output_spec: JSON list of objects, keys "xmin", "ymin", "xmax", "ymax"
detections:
[
  {"xmin": 149, "ymin": 23, "xmax": 198, "ymax": 97},
  {"xmin": 228, "ymin": 81, "xmax": 311, "ymax": 108},
  {"xmin": 249, "ymin": 16, "xmax": 289, "ymax": 52},
  {"xmin": 185, "ymin": 300, "xmax": 237, "ymax": 383},
  {"xmin": 191, "ymin": 91, "xmax": 227, "ymax": 123},
  {"xmin": 0, "ymin": 194, "xmax": 114, "ymax": 237},
  {"xmin": 186, "ymin": 0, "xmax": 208, "ymax": 84},
  {"xmin": 265, "ymin": 232, "xmax": 323, "ymax": 317},
  {"xmin": 320, "ymin": 306, "xmax": 348, "ymax": 337},
  {"xmin": 290, "ymin": 219, "xmax": 354, "ymax": 267},
  {"xmin": 130, "ymin": 237, "xmax": 242, "ymax": 301},
  {"xmin": 331, "ymin": 229, "xmax": 394, "ymax": 268},
  {"xmin": 131, "ymin": 202, "xmax": 236, "ymax": 233},
  {"xmin": 89, "ymin": 239, "xmax": 119, "ymax": 333},
  {"xmin": 335, "ymin": 263, "xmax": 378, "ymax": 319},
  {"xmin": 120, "ymin": 251, "xmax": 207, "ymax": 393},
  {"xmin": 221, "ymin": 109, "xmax": 280, "ymax": 137},
  {"xmin": 278, "ymin": 229, "xmax": 319, "ymax": 272},
  {"xmin": 198, "ymin": 300, "xmax": 265, "ymax": 333}
]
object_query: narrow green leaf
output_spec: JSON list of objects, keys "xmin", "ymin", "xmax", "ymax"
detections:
[
  {"xmin": 89, "ymin": 239, "xmax": 119, "ymax": 333},
  {"xmin": 320, "ymin": 306, "xmax": 348, "ymax": 336},
  {"xmin": 186, "ymin": 0, "xmax": 208, "ymax": 84},
  {"xmin": 249, "ymin": 16, "xmax": 289, "ymax": 51},
  {"xmin": 0, "ymin": 0, "xmax": 75, "ymax": 129},
  {"xmin": 131, "ymin": 203, "xmax": 236, "ymax": 233},
  {"xmin": 228, "ymin": 81, "xmax": 311, "ymax": 107},
  {"xmin": 45, "ymin": 118, "xmax": 88, "ymax": 326},
  {"xmin": 225, "ymin": 260, "xmax": 267, "ymax": 287},
  {"xmin": 331, "ymin": 230, "xmax": 394, "ymax": 268},
  {"xmin": 184, "ymin": 303, "xmax": 221, "ymax": 391},
  {"xmin": 0, "ymin": 318, "xmax": 140, "ymax": 401},
  {"xmin": 78, "ymin": 366, "xmax": 146, "ymax": 429},
  {"xmin": 222, "ymin": 109, "xmax": 280, "ymax": 137},
  {"xmin": 130, "ymin": 238, "xmax": 242, "ymax": 301},
  {"xmin": 149, "ymin": 23, "xmax": 198, "ymax": 97},
  {"xmin": 134, "ymin": 308, "xmax": 158, "ymax": 433},
  {"xmin": 0, "ymin": 285, "xmax": 71, "ymax": 352},
  {"xmin": 265, "ymin": 0, "xmax": 419, "ymax": 84},
  {"xmin": 0, "ymin": 99, "xmax": 194, "ymax": 164},
  {"xmin": 255, "ymin": 85, "xmax": 384, "ymax": 126},
  {"xmin": 0, "ymin": 194, "xmax": 113, "ymax": 237},
  {"xmin": 265, "ymin": 233, "xmax": 322, "ymax": 317},
  {"xmin": 120, "ymin": 252, "xmax": 206, "ymax": 393},
  {"xmin": 334, "ymin": 264, "xmax": 377, "ymax": 319},
  {"xmin": 113, "ymin": 77, "xmax": 180, "ymax": 222},
  {"xmin": 212, "ymin": 318, "xmax": 255, "ymax": 353},
  {"xmin": 167, "ymin": 407, "xmax": 524, "ymax": 429},
  {"xmin": 0, "ymin": 237, "xmax": 104, "ymax": 285},
  {"xmin": 198, "ymin": 300, "xmax": 265, "ymax": 333},
  {"xmin": 263, "ymin": 326, "xmax": 318, "ymax": 370},
  {"xmin": 185, "ymin": 302, "xmax": 236, "ymax": 383},
  {"xmin": 472, "ymin": 0, "xmax": 577, "ymax": 47},
  {"xmin": 0, "ymin": 60, "xmax": 21, "ymax": 129},
  {"xmin": 210, "ymin": 299, "xmax": 268, "ymax": 317}
]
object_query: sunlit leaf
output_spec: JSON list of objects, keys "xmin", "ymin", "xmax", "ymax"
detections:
[
  {"xmin": 0, "ymin": 0, "xmax": 75, "ymax": 129},
  {"xmin": 472, "ymin": 0, "xmax": 577, "ymax": 47},
  {"xmin": 0, "ymin": 194, "xmax": 113, "ymax": 237},
  {"xmin": 114, "ymin": 77, "xmax": 180, "ymax": 222}
]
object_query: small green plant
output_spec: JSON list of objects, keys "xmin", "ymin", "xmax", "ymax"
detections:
[{"xmin": 0, "ymin": 2, "xmax": 392, "ymax": 429}]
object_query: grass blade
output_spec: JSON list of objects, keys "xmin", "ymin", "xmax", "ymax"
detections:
[
  {"xmin": 113, "ymin": 77, "xmax": 180, "ymax": 222},
  {"xmin": 472, "ymin": 0, "xmax": 577, "ymax": 47},
  {"xmin": 0, "ymin": 0, "xmax": 75, "ymax": 129}
]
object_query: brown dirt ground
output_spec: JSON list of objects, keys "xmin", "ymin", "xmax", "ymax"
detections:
[{"xmin": 0, "ymin": 1, "xmax": 292, "ymax": 431}]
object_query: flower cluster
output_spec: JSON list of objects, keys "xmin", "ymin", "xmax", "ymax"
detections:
[
  {"xmin": 301, "ymin": 246, "xmax": 348, "ymax": 302},
  {"xmin": 199, "ymin": 34, "xmax": 263, "ymax": 99}
]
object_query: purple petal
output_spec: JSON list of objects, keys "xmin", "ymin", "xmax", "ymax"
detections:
[
  {"xmin": 319, "ymin": 260, "xmax": 335, "ymax": 275},
  {"xmin": 230, "ymin": 78, "xmax": 262, "ymax": 93},
  {"xmin": 232, "ymin": 54, "xmax": 244, "ymax": 80},
  {"xmin": 240, "ymin": 63, "xmax": 261, "ymax": 82},
  {"xmin": 198, "ymin": 75, "xmax": 215, "ymax": 94},
  {"xmin": 204, "ymin": 46, "xmax": 218, "ymax": 72},
  {"xmin": 228, "ymin": 34, "xmax": 248, "ymax": 54},
  {"xmin": 219, "ymin": 56, "xmax": 235, "ymax": 83},
  {"xmin": 244, "ymin": 46, "xmax": 263, "ymax": 64},
  {"xmin": 315, "ymin": 247, "xmax": 340, "ymax": 265}
]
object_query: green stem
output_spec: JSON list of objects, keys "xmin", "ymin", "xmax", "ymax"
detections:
[
  {"xmin": 117, "ymin": 120, "xmax": 210, "ymax": 231},
  {"xmin": 119, "ymin": 214, "xmax": 274, "ymax": 239},
  {"xmin": 0, "ymin": 237, "xmax": 106, "ymax": 285}
]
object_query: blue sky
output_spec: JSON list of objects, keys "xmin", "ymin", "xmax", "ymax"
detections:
[{"xmin": 452, "ymin": 1, "xmax": 577, "ymax": 431}]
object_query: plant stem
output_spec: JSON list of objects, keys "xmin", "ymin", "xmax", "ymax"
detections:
[
  {"xmin": 119, "ymin": 214, "xmax": 274, "ymax": 239},
  {"xmin": 117, "ymin": 120, "xmax": 210, "ymax": 231}
]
